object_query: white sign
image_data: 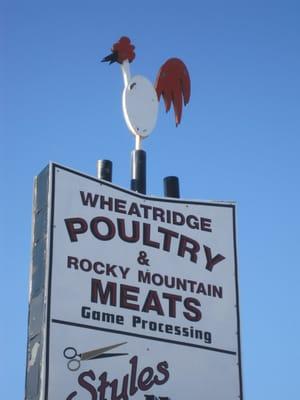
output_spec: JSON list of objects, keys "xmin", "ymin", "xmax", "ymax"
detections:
[{"xmin": 41, "ymin": 164, "xmax": 242, "ymax": 399}]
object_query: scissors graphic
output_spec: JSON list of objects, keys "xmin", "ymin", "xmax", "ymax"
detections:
[{"xmin": 63, "ymin": 342, "xmax": 128, "ymax": 371}]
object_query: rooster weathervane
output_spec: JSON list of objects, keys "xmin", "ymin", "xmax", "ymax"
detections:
[{"xmin": 102, "ymin": 36, "xmax": 191, "ymax": 151}]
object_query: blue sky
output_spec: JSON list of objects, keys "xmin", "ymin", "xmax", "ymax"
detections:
[{"xmin": 1, "ymin": 0, "xmax": 300, "ymax": 398}]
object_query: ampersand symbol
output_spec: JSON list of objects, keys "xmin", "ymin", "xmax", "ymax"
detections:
[{"xmin": 137, "ymin": 251, "xmax": 150, "ymax": 266}]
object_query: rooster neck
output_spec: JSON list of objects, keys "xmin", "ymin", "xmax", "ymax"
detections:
[{"xmin": 120, "ymin": 60, "xmax": 131, "ymax": 87}]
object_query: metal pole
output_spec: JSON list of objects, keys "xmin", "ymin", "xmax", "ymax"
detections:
[
  {"xmin": 131, "ymin": 150, "xmax": 146, "ymax": 194},
  {"xmin": 163, "ymin": 176, "xmax": 180, "ymax": 198},
  {"xmin": 97, "ymin": 160, "xmax": 113, "ymax": 182}
]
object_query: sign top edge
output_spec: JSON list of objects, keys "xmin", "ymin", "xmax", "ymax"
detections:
[{"xmin": 47, "ymin": 162, "xmax": 236, "ymax": 208}]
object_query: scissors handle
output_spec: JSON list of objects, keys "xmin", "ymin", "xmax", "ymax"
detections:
[
  {"xmin": 64, "ymin": 347, "xmax": 78, "ymax": 360},
  {"xmin": 67, "ymin": 358, "xmax": 81, "ymax": 371},
  {"xmin": 63, "ymin": 347, "xmax": 81, "ymax": 371}
]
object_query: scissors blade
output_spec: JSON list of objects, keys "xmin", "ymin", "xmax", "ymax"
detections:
[
  {"xmin": 90, "ymin": 352, "xmax": 128, "ymax": 360},
  {"xmin": 81, "ymin": 342, "xmax": 127, "ymax": 361}
]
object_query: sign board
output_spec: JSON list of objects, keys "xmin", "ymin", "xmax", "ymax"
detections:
[{"xmin": 25, "ymin": 163, "xmax": 243, "ymax": 400}]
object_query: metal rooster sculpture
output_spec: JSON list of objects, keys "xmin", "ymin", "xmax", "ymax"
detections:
[{"xmin": 102, "ymin": 36, "xmax": 191, "ymax": 150}]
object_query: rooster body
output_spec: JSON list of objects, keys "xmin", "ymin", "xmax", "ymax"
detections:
[{"xmin": 122, "ymin": 70, "xmax": 158, "ymax": 139}]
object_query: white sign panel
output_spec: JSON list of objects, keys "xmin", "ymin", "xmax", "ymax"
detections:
[{"xmin": 42, "ymin": 164, "xmax": 242, "ymax": 399}]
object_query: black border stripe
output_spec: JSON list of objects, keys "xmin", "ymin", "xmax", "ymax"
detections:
[
  {"xmin": 233, "ymin": 206, "xmax": 244, "ymax": 398},
  {"xmin": 51, "ymin": 318, "xmax": 237, "ymax": 356}
]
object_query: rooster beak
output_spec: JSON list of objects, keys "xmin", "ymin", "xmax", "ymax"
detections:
[{"xmin": 101, "ymin": 51, "xmax": 118, "ymax": 64}]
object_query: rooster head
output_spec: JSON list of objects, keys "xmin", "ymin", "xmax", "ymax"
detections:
[{"xmin": 102, "ymin": 36, "xmax": 135, "ymax": 64}]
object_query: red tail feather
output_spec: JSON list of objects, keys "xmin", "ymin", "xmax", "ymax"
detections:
[{"xmin": 155, "ymin": 58, "xmax": 191, "ymax": 126}]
